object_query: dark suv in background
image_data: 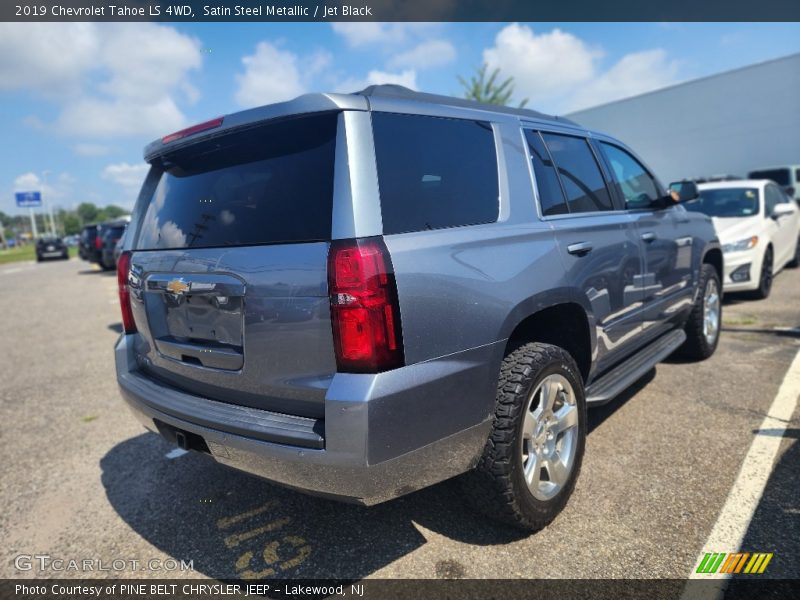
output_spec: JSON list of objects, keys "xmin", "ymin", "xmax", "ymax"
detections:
[
  {"xmin": 78, "ymin": 224, "xmax": 99, "ymax": 262},
  {"xmin": 80, "ymin": 220, "xmax": 128, "ymax": 270},
  {"xmin": 115, "ymin": 86, "xmax": 722, "ymax": 531},
  {"xmin": 35, "ymin": 235, "xmax": 69, "ymax": 261},
  {"xmin": 98, "ymin": 221, "xmax": 127, "ymax": 270}
]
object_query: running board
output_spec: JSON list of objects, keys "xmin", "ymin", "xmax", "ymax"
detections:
[{"xmin": 585, "ymin": 329, "xmax": 686, "ymax": 406}]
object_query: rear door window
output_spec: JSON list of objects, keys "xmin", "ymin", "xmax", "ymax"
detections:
[
  {"xmin": 525, "ymin": 130, "xmax": 568, "ymax": 216},
  {"xmin": 599, "ymin": 142, "xmax": 661, "ymax": 210},
  {"xmin": 135, "ymin": 113, "xmax": 338, "ymax": 250},
  {"xmin": 372, "ymin": 113, "xmax": 499, "ymax": 234},
  {"xmin": 541, "ymin": 133, "xmax": 613, "ymax": 213}
]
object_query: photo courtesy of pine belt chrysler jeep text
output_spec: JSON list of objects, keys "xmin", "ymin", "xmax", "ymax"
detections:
[{"xmin": 115, "ymin": 86, "xmax": 723, "ymax": 530}]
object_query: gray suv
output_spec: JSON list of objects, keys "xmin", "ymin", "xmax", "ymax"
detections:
[{"xmin": 115, "ymin": 86, "xmax": 722, "ymax": 530}]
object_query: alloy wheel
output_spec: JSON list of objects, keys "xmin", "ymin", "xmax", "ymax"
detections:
[{"xmin": 520, "ymin": 374, "xmax": 579, "ymax": 501}]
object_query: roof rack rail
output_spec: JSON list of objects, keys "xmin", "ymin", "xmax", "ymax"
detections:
[{"xmin": 355, "ymin": 84, "xmax": 580, "ymax": 126}]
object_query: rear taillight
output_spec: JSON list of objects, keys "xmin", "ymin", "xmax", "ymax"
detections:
[
  {"xmin": 162, "ymin": 117, "xmax": 224, "ymax": 144},
  {"xmin": 95, "ymin": 237, "xmax": 102, "ymax": 249},
  {"xmin": 117, "ymin": 251, "xmax": 137, "ymax": 334},
  {"xmin": 328, "ymin": 238, "xmax": 404, "ymax": 373}
]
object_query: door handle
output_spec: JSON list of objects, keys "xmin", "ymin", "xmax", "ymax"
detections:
[
  {"xmin": 567, "ymin": 241, "xmax": 593, "ymax": 256},
  {"xmin": 641, "ymin": 231, "xmax": 657, "ymax": 243}
]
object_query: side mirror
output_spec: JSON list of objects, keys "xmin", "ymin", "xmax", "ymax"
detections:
[
  {"xmin": 668, "ymin": 180, "xmax": 699, "ymax": 203},
  {"xmin": 784, "ymin": 186, "xmax": 795, "ymax": 198},
  {"xmin": 772, "ymin": 203, "xmax": 794, "ymax": 219}
]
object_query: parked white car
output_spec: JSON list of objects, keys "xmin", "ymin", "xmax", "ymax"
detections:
[{"xmin": 687, "ymin": 180, "xmax": 800, "ymax": 298}]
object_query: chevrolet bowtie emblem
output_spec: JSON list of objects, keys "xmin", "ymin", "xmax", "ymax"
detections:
[{"xmin": 166, "ymin": 278, "xmax": 190, "ymax": 295}]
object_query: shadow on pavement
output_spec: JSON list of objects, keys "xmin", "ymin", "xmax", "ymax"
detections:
[
  {"xmin": 78, "ymin": 266, "xmax": 115, "ymax": 276},
  {"xmin": 108, "ymin": 323, "xmax": 123, "ymax": 334},
  {"xmin": 721, "ymin": 326, "xmax": 800, "ymax": 339},
  {"xmin": 734, "ymin": 428, "xmax": 799, "ymax": 579},
  {"xmin": 587, "ymin": 368, "xmax": 656, "ymax": 434},
  {"xmin": 101, "ymin": 432, "xmax": 527, "ymax": 581}
]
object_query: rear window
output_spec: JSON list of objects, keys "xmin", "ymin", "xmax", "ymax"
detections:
[
  {"xmin": 135, "ymin": 114, "xmax": 337, "ymax": 250},
  {"xmin": 372, "ymin": 113, "xmax": 499, "ymax": 235}
]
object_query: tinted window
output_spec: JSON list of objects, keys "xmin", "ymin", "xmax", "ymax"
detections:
[
  {"xmin": 765, "ymin": 185, "xmax": 784, "ymax": 216},
  {"xmin": 135, "ymin": 114, "xmax": 337, "ymax": 250},
  {"xmin": 372, "ymin": 113, "xmax": 499, "ymax": 234},
  {"xmin": 600, "ymin": 143, "xmax": 660, "ymax": 210},
  {"xmin": 542, "ymin": 133, "xmax": 613, "ymax": 213},
  {"xmin": 686, "ymin": 187, "xmax": 760, "ymax": 218},
  {"xmin": 748, "ymin": 169, "xmax": 790, "ymax": 186},
  {"xmin": 525, "ymin": 130, "xmax": 568, "ymax": 216}
]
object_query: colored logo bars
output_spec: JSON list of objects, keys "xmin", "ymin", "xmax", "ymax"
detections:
[{"xmin": 696, "ymin": 552, "xmax": 773, "ymax": 574}]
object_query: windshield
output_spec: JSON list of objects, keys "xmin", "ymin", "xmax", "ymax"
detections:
[
  {"xmin": 749, "ymin": 169, "xmax": 790, "ymax": 186},
  {"xmin": 686, "ymin": 188, "xmax": 761, "ymax": 218},
  {"xmin": 135, "ymin": 113, "xmax": 337, "ymax": 250}
]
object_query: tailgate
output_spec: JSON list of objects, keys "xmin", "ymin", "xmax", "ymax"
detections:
[{"xmin": 129, "ymin": 245, "xmax": 334, "ymax": 419}]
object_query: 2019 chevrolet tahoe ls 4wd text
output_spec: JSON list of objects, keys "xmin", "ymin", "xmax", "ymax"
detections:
[{"xmin": 115, "ymin": 86, "xmax": 722, "ymax": 531}]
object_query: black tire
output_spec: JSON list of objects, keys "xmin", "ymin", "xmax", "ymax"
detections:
[
  {"xmin": 461, "ymin": 342, "xmax": 586, "ymax": 531},
  {"xmin": 35, "ymin": 255, "xmax": 42, "ymax": 263},
  {"xmin": 750, "ymin": 247, "xmax": 773, "ymax": 300},
  {"xmin": 678, "ymin": 263, "xmax": 721, "ymax": 360},
  {"xmin": 787, "ymin": 238, "xmax": 800, "ymax": 269}
]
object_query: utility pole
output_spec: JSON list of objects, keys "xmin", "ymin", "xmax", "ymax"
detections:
[
  {"xmin": 30, "ymin": 207, "xmax": 38, "ymax": 238},
  {"xmin": 42, "ymin": 170, "xmax": 56, "ymax": 236}
]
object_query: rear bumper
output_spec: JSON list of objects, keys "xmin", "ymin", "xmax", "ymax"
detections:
[{"xmin": 115, "ymin": 335, "xmax": 499, "ymax": 505}]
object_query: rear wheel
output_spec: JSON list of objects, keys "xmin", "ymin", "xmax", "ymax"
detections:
[
  {"xmin": 461, "ymin": 342, "xmax": 586, "ymax": 531},
  {"xmin": 751, "ymin": 247, "xmax": 773, "ymax": 299},
  {"xmin": 678, "ymin": 263, "xmax": 721, "ymax": 360}
]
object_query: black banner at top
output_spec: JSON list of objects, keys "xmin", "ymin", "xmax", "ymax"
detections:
[{"xmin": 4, "ymin": 0, "xmax": 800, "ymax": 22}]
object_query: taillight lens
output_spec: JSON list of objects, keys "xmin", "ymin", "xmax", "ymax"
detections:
[
  {"xmin": 328, "ymin": 238, "xmax": 404, "ymax": 373},
  {"xmin": 95, "ymin": 236, "xmax": 103, "ymax": 249},
  {"xmin": 117, "ymin": 251, "xmax": 137, "ymax": 334},
  {"xmin": 162, "ymin": 117, "xmax": 224, "ymax": 144}
]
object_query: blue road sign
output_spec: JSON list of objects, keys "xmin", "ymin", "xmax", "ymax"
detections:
[{"xmin": 15, "ymin": 191, "xmax": 42, "ymax": 208}]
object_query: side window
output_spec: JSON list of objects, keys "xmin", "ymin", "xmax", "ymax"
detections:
[
  {"xmin": 541, "ymin": 133, "xmax": 613, "ymax": 213},
  {"xmin": 372, "ymin": 113, "xmax": 499, "ymax": 235},
  {"xmin": 599, "ymin": 142, "xmax": 661, "ymax": 210},
  {"xmin": 764, "ymin": 185, "xmax": 782, "ymax": 216},
  {"xmin": 525, "ymin": 130, "xmax": 568, "ymax": 216}
]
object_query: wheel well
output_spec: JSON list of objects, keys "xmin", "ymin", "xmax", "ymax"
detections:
[
  {"xmin": 703, "ymin": 248, "xmax": 723, "ymax": 282},
  {"xmin": 506, "ymin": 303, "xmax": 591, "ymax": 382}
]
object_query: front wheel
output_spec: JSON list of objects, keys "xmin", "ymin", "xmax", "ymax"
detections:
[
  {"xmin": 461, "ymin": 342, "xmax": 586, "ymax": 531},
  {"xmin": 750, "ymin": 247, "xmax": 773, "ymax": 300},
  {"xmin": 678, "ymin": 263, "xmax": 721, "ymax": 360}
]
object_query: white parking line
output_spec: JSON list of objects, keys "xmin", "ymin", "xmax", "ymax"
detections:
[
  {"xmin": 165, "ymin": 448, "xmax": 189, "ymax": 460},
  {"xmin": 684, "ymin": 348, "xmax": 800, "ymax": 594}
]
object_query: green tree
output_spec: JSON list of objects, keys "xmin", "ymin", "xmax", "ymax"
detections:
[
  {"xmin": 458, "ymin": 64, "xmax": 528, "ymax": 108},
  {"xmin": 104, "ymin": 205, "xmax": 127, "ymax": 219},
  {"xmin": 61, "ymin": 213, "xmax": 82, "ymax": 235},
  {"xmin": 76, "ymin": 202, "xmax": 100, "ymax": 224}
]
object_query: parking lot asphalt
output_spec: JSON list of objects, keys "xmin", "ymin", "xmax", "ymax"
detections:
[{"xmin": 1, "ymin": 257, "xmax": 798, "ymax": 581}]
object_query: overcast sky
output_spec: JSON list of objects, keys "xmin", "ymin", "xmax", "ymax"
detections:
[{"xmin": 1, "ymin": 22, "xmax": 798, "ymax": 215}]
